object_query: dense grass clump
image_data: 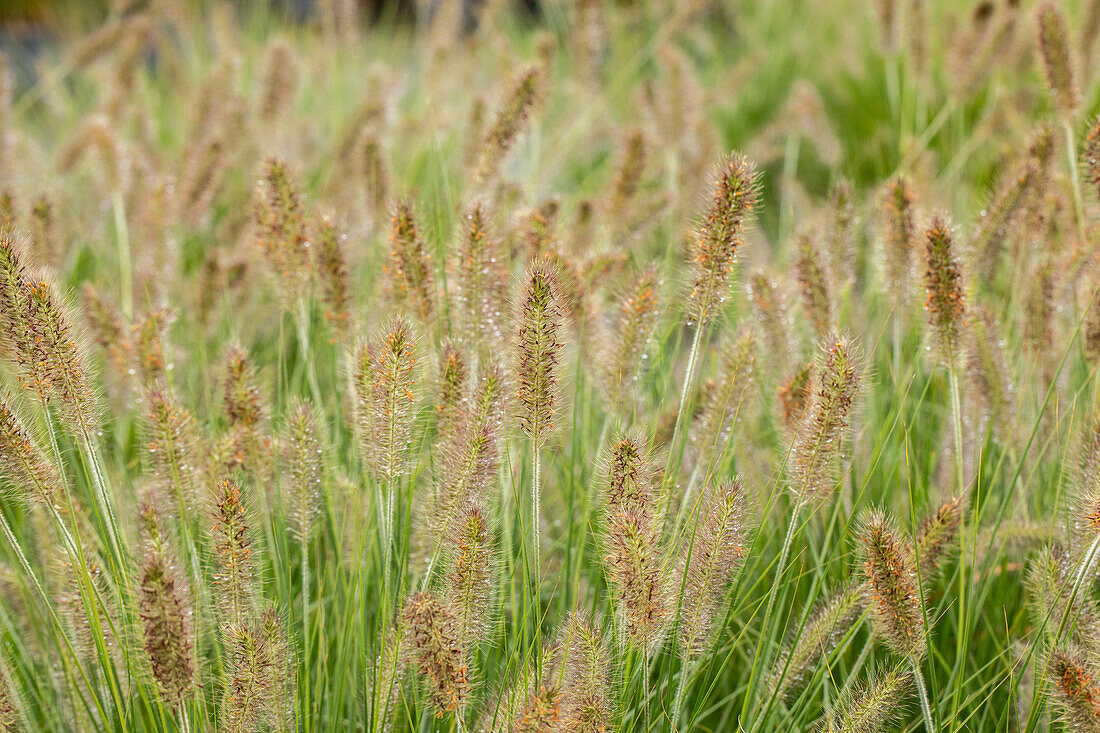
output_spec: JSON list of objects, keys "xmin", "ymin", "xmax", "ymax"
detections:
[{"xmin": 0, "ymin": 0, "xmax": 1098, "ymax": 731}]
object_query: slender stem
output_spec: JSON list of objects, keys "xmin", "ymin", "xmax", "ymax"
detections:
[
  {"xmin": 912, "ymin": 660, "xmax": 938, "ymax": 733},
  {"xmin": 946, "ymin": 366, "xmax": 965, "ymax": 732},
  {"xmin": 747, "ymin": 501, "xmax": 802, "ymax": 721},
  {"xmin": 531, "ymin": 444, "xmax": 542, "ymax": 675},
  {"xmin": 301, "ymin": 536, "xmax": 311, "ymax": 733},
  {"xmin": 671, "ymin": 657, "xmax": 692, "ymax": 730},
  {"xmin": 111, "ymin": 189, "xmax": 132, "ymax": 320},
  {"xmin": 1063, "ymin": 118, "xmax": 1087, "ymax": 246},
  {"xmin": 662, "ymin": 324, "xmax": 705, "ymax": 524}
]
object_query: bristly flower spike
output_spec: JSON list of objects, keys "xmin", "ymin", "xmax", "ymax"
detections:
[
  {"xmin": 795, "ymin": 233, "xmax": 832, "ymax": 339},
  {"xmin": 355, "ymin": 316, "xmax": 418, "ymax": 483},
  {"xmin": 474, "ymin": 65, "xmax": 542, "ymax": 186},
  {"xmin": 858, "ymin": 510, "xmax": 926, "ymax": 659},
  {"xmin": 0, "ymin": 389, "xmax": 64, "ymax": 509},
  {"xmin": 1047, "ymin": 647, "xmax": 1100, "ymax": 732},
  {"xmin": 401, "ymin": 592, "xmax": 470, "ymax": 718},
  {"xmin": 678, "ymin": 478, "xmax": 749, "ymax": 660},
  {"xmin": 281, "ymin": 398, "xmax": 323, "ymax": 542},
  {"xmin": 314, "ymin": 214, "xmax": 352, "ymax": 343},
  {"xmin": 254, "ymin": 158, "xmax": 311, "ymax": 309},
  {"xmin": 789, "ymin": 335, "xmax": 861, "ymax": 507},
  {"xmin": 1036, "ymin": 3, "xmax": 1078, "ymax": 117},
  {"xmin": 601, "ymin": 264, "xmax": 660, "ymax": 414},
  {"xmin": 136, "ymin": 503, "xmax": 195, "ymax": 710},
  {"xmin": 822, "ymin": 666, "xmax": 912, "ymax": 733},
  {"xmin": 922, "ymin": 216, "xmax": 966, "ymax": 367},
  {"xmin": 686, "ymin": 153, "xmax": 759, "ymax": 327},
  {"xmin": 387, "ymin": 200, "xmax": 437, "ymax": 327}
]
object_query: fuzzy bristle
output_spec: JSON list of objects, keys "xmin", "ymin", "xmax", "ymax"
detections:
[
  {"xmin": 475, "ymin": 65, "xmax": 543, "ymax": 186},
  {"xmin": 883, "ymin": 177, "xmax": 916, "ymax": 306},
  {"xmin": 557, "ymin": 612, "xmax": 610, "ymax": 733},
  {"xmin": 690, "ymin": 328, "xmax": 755, "ymax": 468},
  {"xmin": 453, "ymin": 203, "xmax": 507, "ymax": 356},
  {"xmin": 601, "ymin": 264, "xmax": 660, "ymax": 411}
]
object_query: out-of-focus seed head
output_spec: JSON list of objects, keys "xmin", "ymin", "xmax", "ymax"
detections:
[
  {"xmin": 1047, "ymin": 647, "xmax": 1100, "ymax": 731},
  {"xmin": 134, "ymin": 308, "xmax": 170, "ymax": 393},
  {"xmin": 795, "ymin": 233, "xmax": 832, "ymax": 339},
  {"xmin": 778, "ymin": 361, "xmax": 815, "ymax": 432},
  {"xmin": 145, "ymin": 389, "xmax": 203, "ymax": 516},
  {"xmin": 442, "ymin": 502, "xmax": 495, "ymax": 649},
  {"xmin": 254, "ymin": 158, "xmax": 312, "ymax": 308},
  {"xmin": 258, "ymin": 37, "xmax": 299, "ymax": 121},
  {"xmin": 686, "ymin": 153, "xmax": 759, "ymax": 326},
  {"xmin": 601, "ymin": 264, "xmax": 660, "ymax": 410},
  {"xmin": 387, "ymin": 200, "xmax": 437, "ymax": 325},
  {"xmin": 690, "ymin": 328, "xmax": 755, "ymax": 464},
  {"xmin": 922, "ymin": 216, "xmax": 966, "ymax": 365},
  {"xmin": 222, "ymin": 346, "xmax": 270, "ymax": 477},
  {"xmin": 513, "ymin": 260, "xmax": 566, "ymax": 447},
  {"xmin": 401, "ymin": 592, "xmax": 470, "ymax": 718},
  {"xmin": 678, "ymin": 478, "xmax": 750, "ymax": 659},
  {"xmin": 858, "ymin": 510, "xmax": 926, "ymax": 658},
  {"xmin": 789, "ymin": 335, "xmax": 861, "ymax": 505},
  {"xmin": 1086, "ymin": 118, "xmax": 1100, "ymax": 206},
  {"xmin": 605, "ymin": 128, "xmax": 647, "ymax": 220},
  {"xmin": 475, "ymin": 65, "xmax": 543, "ymax": 187},
  {"xmin": 355, "ymin": 316, "xmax": 418, "ymax": 482},
  {"xmin": 1036, "ymin": 3, "xmax": 1078, "ymax": 117},
  {"xmin": 771, "ymin": 579, "xmax": 865, "ymax": 700},
  {"xmin": 883, "ymin": 177, "xmax": 916, "ymax": 307},
  {"xmin": 915, "ymin": 497, "xmax": 961, "ymax": 577},
  {"xmin": 281, "ymin": 398, "xmax": 323, "ymax": 542},
  {"xmin": 747, "ymin": 269, "xmax": 790, "ymax": 372},
  {"xmin": 453, "ymin": 203, "xmax": 507, "ymax": 356},
  {"xmin": 435, "ymin": 340, "xmax": 468, "ymax": 430},
  {"xmin": 600, "ymin": 498, "xmax": 668, "ymax": 650},
  {"xmin": 1023, "ymin": 259, "xmax": 1054, "ymax": 354},
  {"xmin": 314, "ymin": 215, "xmax": 352, "ymax": 343}
]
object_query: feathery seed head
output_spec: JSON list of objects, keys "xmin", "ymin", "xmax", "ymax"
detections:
[
  {"xmin": 254, "ymin": 158, "xmax": 311, "ymax": 308},
  {"xmin": 442, "ymin": 502, "xmax": 495, "ymax": 648},
  {"xmin": 258, "ymin": 37, "xmax": 299, "ymax": 121},
  {"xmin": 557, "ymin": 612, "xmax": 610, "ymax": 733},
  {"xmin": 678, "ymin": 478, "xmax": 750, "ymax": 659},
  {"xmin": 821, "ymin": 666, "xmax": 911, "ymax": 733},
  {"xmin": 789, "ymin": 335, "xmax": 861, "ymax": 505},
  {"xmin": 922, "ymin": 216, "xmax": 966, "ymax": 365},
  {"xmin": 282, "ymin": 399, "xmax": 323, "ymax": 541},
  {"xmin": 883, "ymin": 177, "xmax": 916, "ymax": 304},
  {"xmin": 137, "ymin": 504, "xmax": 195, "ymax": 709},
  {"xmin": 475, "ymin": 65, "xmax": 542, "ymax": 186},
  {"xmin": 211, "ymin": 477, "xmax": 257, "ymax": 626},
  {"xmin": 355, "ymin": 316, "xmax": 418, "ymax": 481},
  {"xmin": 145, "ymin": 389, "xmax": 203, "ymax": 515},
  {"xmin": 1048, "ymin": 648, "xmax": 1100, "ymax": 731},
  {"xmin": 435, "ymin": 340, "xmax": 468, "ymax": 428},
  {"xmin": 0, "ymin": 390, "xmax": 64, "ymax": 508},
  {"xmin": 387, "ymin": 200, "xmax": 436, "ymax": 324},
  {"xmin": 514, "ymin": 684, "xmax": 561, "ymax": 733},
  {"xmin": 857, "ymin": 510, "xmax": 925, "ymax": 658},
  {"xmin": 401, "ymin": 592, "xmax": 470, "ymax": 717},
  {"xmin": 915, "ymin": 497, "xmax": 961, "ymax": 577},
  {"xmin": 601, "ymin": 502, "xmax": 668, "ymax": 650},
  {"xmin": 778, "ymin": 361, "xmax": 815, "ymax": 431},
  {"xmin": 602, "ymin": 264, "xmax": 660, "ymax": 408},
  {"xmin": 453, "ymin": 203, "xmax": 507, "ymax": 355},
  {"xmin": 314, "ymin": 215, "xmax": 352, "ymax": 343},
  {"xmin": 691, "ymin": 328, "xmax": 755, "ymax": 459},
  {"xmin": 514, "ymin": 260, "xmax": 566, "ymax": 447},
  {"xmin": 687, "ymin": 153, "xmax": 759, "ymax": 326},
  {"xmin": 601, "ymin": 434, "xmax": 656, "ymax": 513},
  {"xmin": 796, "ymin": 233, "xmax": 833, "ymax": 338}
]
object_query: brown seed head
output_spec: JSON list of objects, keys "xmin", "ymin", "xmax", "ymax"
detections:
[
  {"xmin": 387, "ymin": 201, "xmax": 437, "ymax": 324},
  {"xmin": 0, "ymin": 390, "xmax": 64, "ymax": 509},
  {"xmin": 922, "ymin": 216, "xmax": 966, "ymax": 365},
  {"xmin": 1037, "ymin": 3, "xmax": 1078, "ymax": 116},
  {"xmin": 858, "ymin": 511, "xmax": 925, "ymax": 658},
  {"xmin": 314, "ymin": 215, "xmax": 352, "ymax": 343},
  {"xmin": 355, "ymin": 316, "xmax": 418, "ymax": 482},
  {"xmin": 254, "ymin": 159, "xmax": 311, "ymax": 308},
  {"xmin": 1048, "ymin": 648, "xmax": 1100, "ymax": 731},
  {"xmin": 401, "ymin": 592, "xmax": 470, "ymax": 717}
]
